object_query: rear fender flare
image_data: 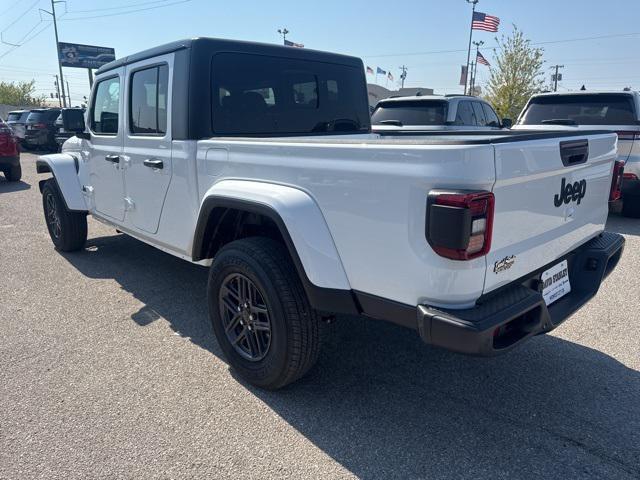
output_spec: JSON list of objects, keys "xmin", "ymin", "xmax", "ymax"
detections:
[
  {"xmin": 192, "ymin": 180, "xmax": 356, "ymax": 313},
  {"xmin": 36, "ymin": 153, "xmax": 87, "ymax": 212}
]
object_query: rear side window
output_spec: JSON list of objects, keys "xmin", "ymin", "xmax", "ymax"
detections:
[
  {"xmin": 519, "ymin": 94, "xmax": 637, "ymax": 125},
  {"xmin": 472, "ymin": 102, "xmax": 487, "ymax": 126},
  {"xmin": 482, "ymin": 103, "xmax": 500, "ymax": 127},
  {"xmin": 211, "ymin": 52, "xmax": 370, "ymax": 135},
  {"xmin": 129, "ymin": 64, "xmax": 169, "ymax": 135},
  {"xmin": 455, "ymin": 101, "xmax": 476, "ymax": 125},
  {"xmin": 372, "ymin": 100, "xmax": 447, "ymax": 126},
  {"xmin": 7, "ymin": 112, "xmax": 21, "ymax": 122},
  {"xmin": 91, "ymin": 76, "xmax": 120, "ymax": 135}
]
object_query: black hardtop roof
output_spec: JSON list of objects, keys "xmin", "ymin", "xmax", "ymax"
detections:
[{"xmin": 96, "ymin": 37, "xmax": 363, "ymax": 74}]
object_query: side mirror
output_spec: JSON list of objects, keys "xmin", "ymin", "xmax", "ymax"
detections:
[
  {"xmin": 62, "ymin": 109, "xmax": 86, "ymax": 135},
  {"xmin": 501, "ymin": 118, "xmax": 513, "ymax": 129}
]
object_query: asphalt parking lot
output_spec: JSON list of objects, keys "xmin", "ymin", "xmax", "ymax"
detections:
[{"xmin": 1, "ymin": 152, "xmax": 639, "ymax": 479}]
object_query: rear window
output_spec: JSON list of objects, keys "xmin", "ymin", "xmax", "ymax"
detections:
[
  {"xmin": 519, "ymin": 94, "xmax": 638, "ymax": 125},
  {"xmin": 27, "ymin": 110, "xmax": 59, "ymax": 123},
  {"xmin": 372, "ymin": 100, "xmax": 447, "ymax": 126},
  {"xmin": 211, "ymin": 53, "xmax": 370, "ymax": 135},
  {"xmin": 7, "ymin": 112, "xmax": 23, "ymax": 122}
]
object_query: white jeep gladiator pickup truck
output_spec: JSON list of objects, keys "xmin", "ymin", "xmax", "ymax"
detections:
[{"xmin": 37, "ymin": 38, "xmax": 625, "ymax": 389}]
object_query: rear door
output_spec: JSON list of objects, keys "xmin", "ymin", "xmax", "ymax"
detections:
[
  {"xmin": 484, "ymin": 133, "xmax": 618, "ymax": 294},
  {"xmin": 87, "ymin": 70, "xmax": 125, "ymax": 221},
  {"xmin": 122, "ymin": 55, "xmax": 173, "ymax": 234}
]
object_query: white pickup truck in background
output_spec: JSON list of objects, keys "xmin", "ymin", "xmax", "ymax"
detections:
[
  {"xmin": 514, "ymin": 90, "xmax": 640, "ymax": 217},
  {"xmin": 36, "ymin": 38, "xmax": 625, "ymax": 389}
]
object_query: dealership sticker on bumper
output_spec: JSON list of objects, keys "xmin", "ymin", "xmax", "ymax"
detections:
[{"xmin": 541, "ymin": 260, "xmax": 571, "ymax": 306}]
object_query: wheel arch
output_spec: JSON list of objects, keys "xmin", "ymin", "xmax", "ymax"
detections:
[
  {"xmin": 36, "ymin": 153, "xmax": 87, "ymax": 212},
  {"xmin": 192, "ymin": 180, "xmax": 358, "ymax": 315}
]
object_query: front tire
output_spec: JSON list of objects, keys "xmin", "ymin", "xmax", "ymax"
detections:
[
  {"xmin": 42, "ymin": 179, "xmax": 87, "ymax": 252},
  {"xmin": 208, "ymin": 237, "xmax": 322, "ymax": 390},
  {"xmin": 4, "ymin": 164, "xmax": 21, "ymax": 182}
]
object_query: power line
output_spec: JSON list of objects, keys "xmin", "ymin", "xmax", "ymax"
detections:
[
  {"xmin": 0, "ymin": 0, "xmax": 40, "ymax": 35},
  {"xmin": 362, "ymin": 31, "xmax": 640, "ymax": 59},
  {"xmin": 60, "ymin": 0, "xmax": 193, "ymax": 21},
  {"xmin": 69, "ymin": 0, "xmax": 177, "ymax": 13},
  {"xmin": 0, "ymin": 22, "xmax": 51, "ymax": 61}
]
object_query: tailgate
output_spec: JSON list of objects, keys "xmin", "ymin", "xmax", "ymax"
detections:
[{"xmin": 484, "ymin": 133, "xmax": 617, "ymax": 294}]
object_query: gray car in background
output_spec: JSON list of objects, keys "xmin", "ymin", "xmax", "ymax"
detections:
[{"xmin": 5, "ymin": 110, "xmax": 31, "ymax": 141}]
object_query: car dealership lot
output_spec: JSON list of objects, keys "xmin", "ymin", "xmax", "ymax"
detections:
[{"xmin": 1, "ymin": 153, "xmax": 639, "ymax": 479}]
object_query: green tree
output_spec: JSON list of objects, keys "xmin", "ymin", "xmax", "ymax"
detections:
[
  {"xmin": 0, "ymin": 80, "xmax": 46, "ymax": 106},
  {"xmin": 484, "ymin": 26, "xmax": 545, "ymax": 120}
]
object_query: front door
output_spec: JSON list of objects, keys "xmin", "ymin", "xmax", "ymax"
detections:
[
  {"xmin": 87, "ymin": 70, "xmax": 125, "ymax": 221},
  {"xmin": 122, "ymin": 57, "xmax": 173, "ymax": 234}
]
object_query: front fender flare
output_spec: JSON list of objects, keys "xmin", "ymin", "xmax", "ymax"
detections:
[
  {"xmin": 193, "ymin": 180, "xmax": 357, "ymax": 314},
  {"xmin": 36, "ymin": 153, "xmax": 87, "ymax": 212}
]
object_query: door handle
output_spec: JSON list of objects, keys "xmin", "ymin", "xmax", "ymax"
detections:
[
  {"xmin": 143, "ymin": 158, "xmax": 164, "ymax": 169},
  {"xmin": 105, "ymin": 155, "xmax": 120, "ymax": 163}
]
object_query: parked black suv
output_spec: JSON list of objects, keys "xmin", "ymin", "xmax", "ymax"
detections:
[
  {"xmin": 54, "ymin": 108, "xmax": 85, "ymax": 151},
  {"xmin": 24, "ymin": 108, "xmax": 61, "ymax": 151}
]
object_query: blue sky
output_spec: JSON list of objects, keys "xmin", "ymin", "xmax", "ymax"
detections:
[{"xmin": 0, "ymin": 0, "xmax": 639, "ymax": 105}]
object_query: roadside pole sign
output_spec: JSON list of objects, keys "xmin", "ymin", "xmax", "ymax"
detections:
[{"xmin": 58, "ymin": 42, "xmax": 115, "ymax": 69}]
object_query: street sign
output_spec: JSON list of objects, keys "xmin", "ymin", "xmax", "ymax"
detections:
[{"xmin": 58, "ymin": 42, "xmax": 115, "ymax": 69}]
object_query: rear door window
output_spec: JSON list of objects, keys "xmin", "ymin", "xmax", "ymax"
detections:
[
  {"xmin": 129, "ymin": 64, "xmax": 169, "ymax": 135},
  {"xmin": 91, "ymin": 76, "xmax": 120, "ymax": 135},
  {"xmin": 7, "ymin": 112, "xmax": 22, "ymax": 122},
  {"xmin": 519, "ymin": 94, "xmax": 638, "ymax": 125},
  {"xmin": 455, "ymin": 101, "xmax": 476, "ymax": 126},
  {"xmin": 211, "ymin": 52, "xmax": 370, "ymax": 135},
  {"xmin": 371, "ymin": 100, "xmax": 447, "ymax": 126}
]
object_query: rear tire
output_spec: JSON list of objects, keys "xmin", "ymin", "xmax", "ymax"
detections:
[
  {"xmin": 42, "ymin": 179, "xmax": 87, "ymax": 252},
  {"xmin": 4, "ymin": 164, "xmax": 21, "ymax": 182},
  {"xmin": 622, "ymin": 195, "xmax": 640, "ymax": 218},
  {"xmin": 208, "ymin": 237, "xmax": 322, "ymax": 390}
]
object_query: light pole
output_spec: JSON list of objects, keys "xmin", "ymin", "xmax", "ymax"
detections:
[
  {"xmin": 470, "ymin": 40, "xmax": 484, "ymax": 95},
  {"xmin": 40, "ymin": 0, "xmax": 67, "ymax": 107},
  {"xmin": 277, "ymin": 28, "xmax": 289, "ymax": 45}
]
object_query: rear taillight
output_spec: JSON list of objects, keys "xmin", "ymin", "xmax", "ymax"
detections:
[
  {"xmin": 623, "ymin": 172, "xmax": 638, "ymax": 181},
  {"xmin": 426, "ymin": 190, "xmax": 494, "ymax": 260},
  {"xmin": 609, "ymin": 161, "xmax": 625, "ymax": 202},
  {"xmin": 34, "ymin": 123, "xmax": 48, "ymax": 129},
  {"xmin": 615, "ymin": 131, "xmax": 640, "ymax": 141}
]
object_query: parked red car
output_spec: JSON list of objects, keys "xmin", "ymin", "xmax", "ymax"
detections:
[{"xmin": 0, "ymin": 119, "xmax": 21, "ymax": 182}]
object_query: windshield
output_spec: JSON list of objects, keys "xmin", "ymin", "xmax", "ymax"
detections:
[
  {"xmin": 372, "ymin": 101, "xmax": 448, "ymax": 126},
  {"xmin": 519, "ymin": 94, "xmax": 637, "ymax": 125}
]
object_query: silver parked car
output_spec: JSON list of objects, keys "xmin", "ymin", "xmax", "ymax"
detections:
[{"xmin": 371, "ymin": 95, "xmax": 510, "ymax": 132}]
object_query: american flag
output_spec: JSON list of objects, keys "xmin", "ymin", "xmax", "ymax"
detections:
[
  {"xmin": 366, "ymin": 66, "xmax": 374, "ymax": 75},
  {"xmin": 387, "ymin": 71, "xmax": 394, "ymax": 81},
  {"xmin": 472, "ymin": 11, "xmax": 500, "ymax": 32},
  {"xmin": 476, "ymin": 51, "xmax": 490, "ymax": 66}
]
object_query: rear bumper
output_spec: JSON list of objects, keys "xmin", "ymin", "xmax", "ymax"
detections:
[
  {"xmin": 417, "ymin": 231, "xmax": 624, "ymax": 355},
  {"xmin": 24, "ymin": 131, "xmax": 51, "ymax": 146}
]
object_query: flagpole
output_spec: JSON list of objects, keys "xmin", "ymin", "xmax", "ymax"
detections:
[{"xmin": 464, "ymin": 0, "xmax": 478, "ymax": 95}]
